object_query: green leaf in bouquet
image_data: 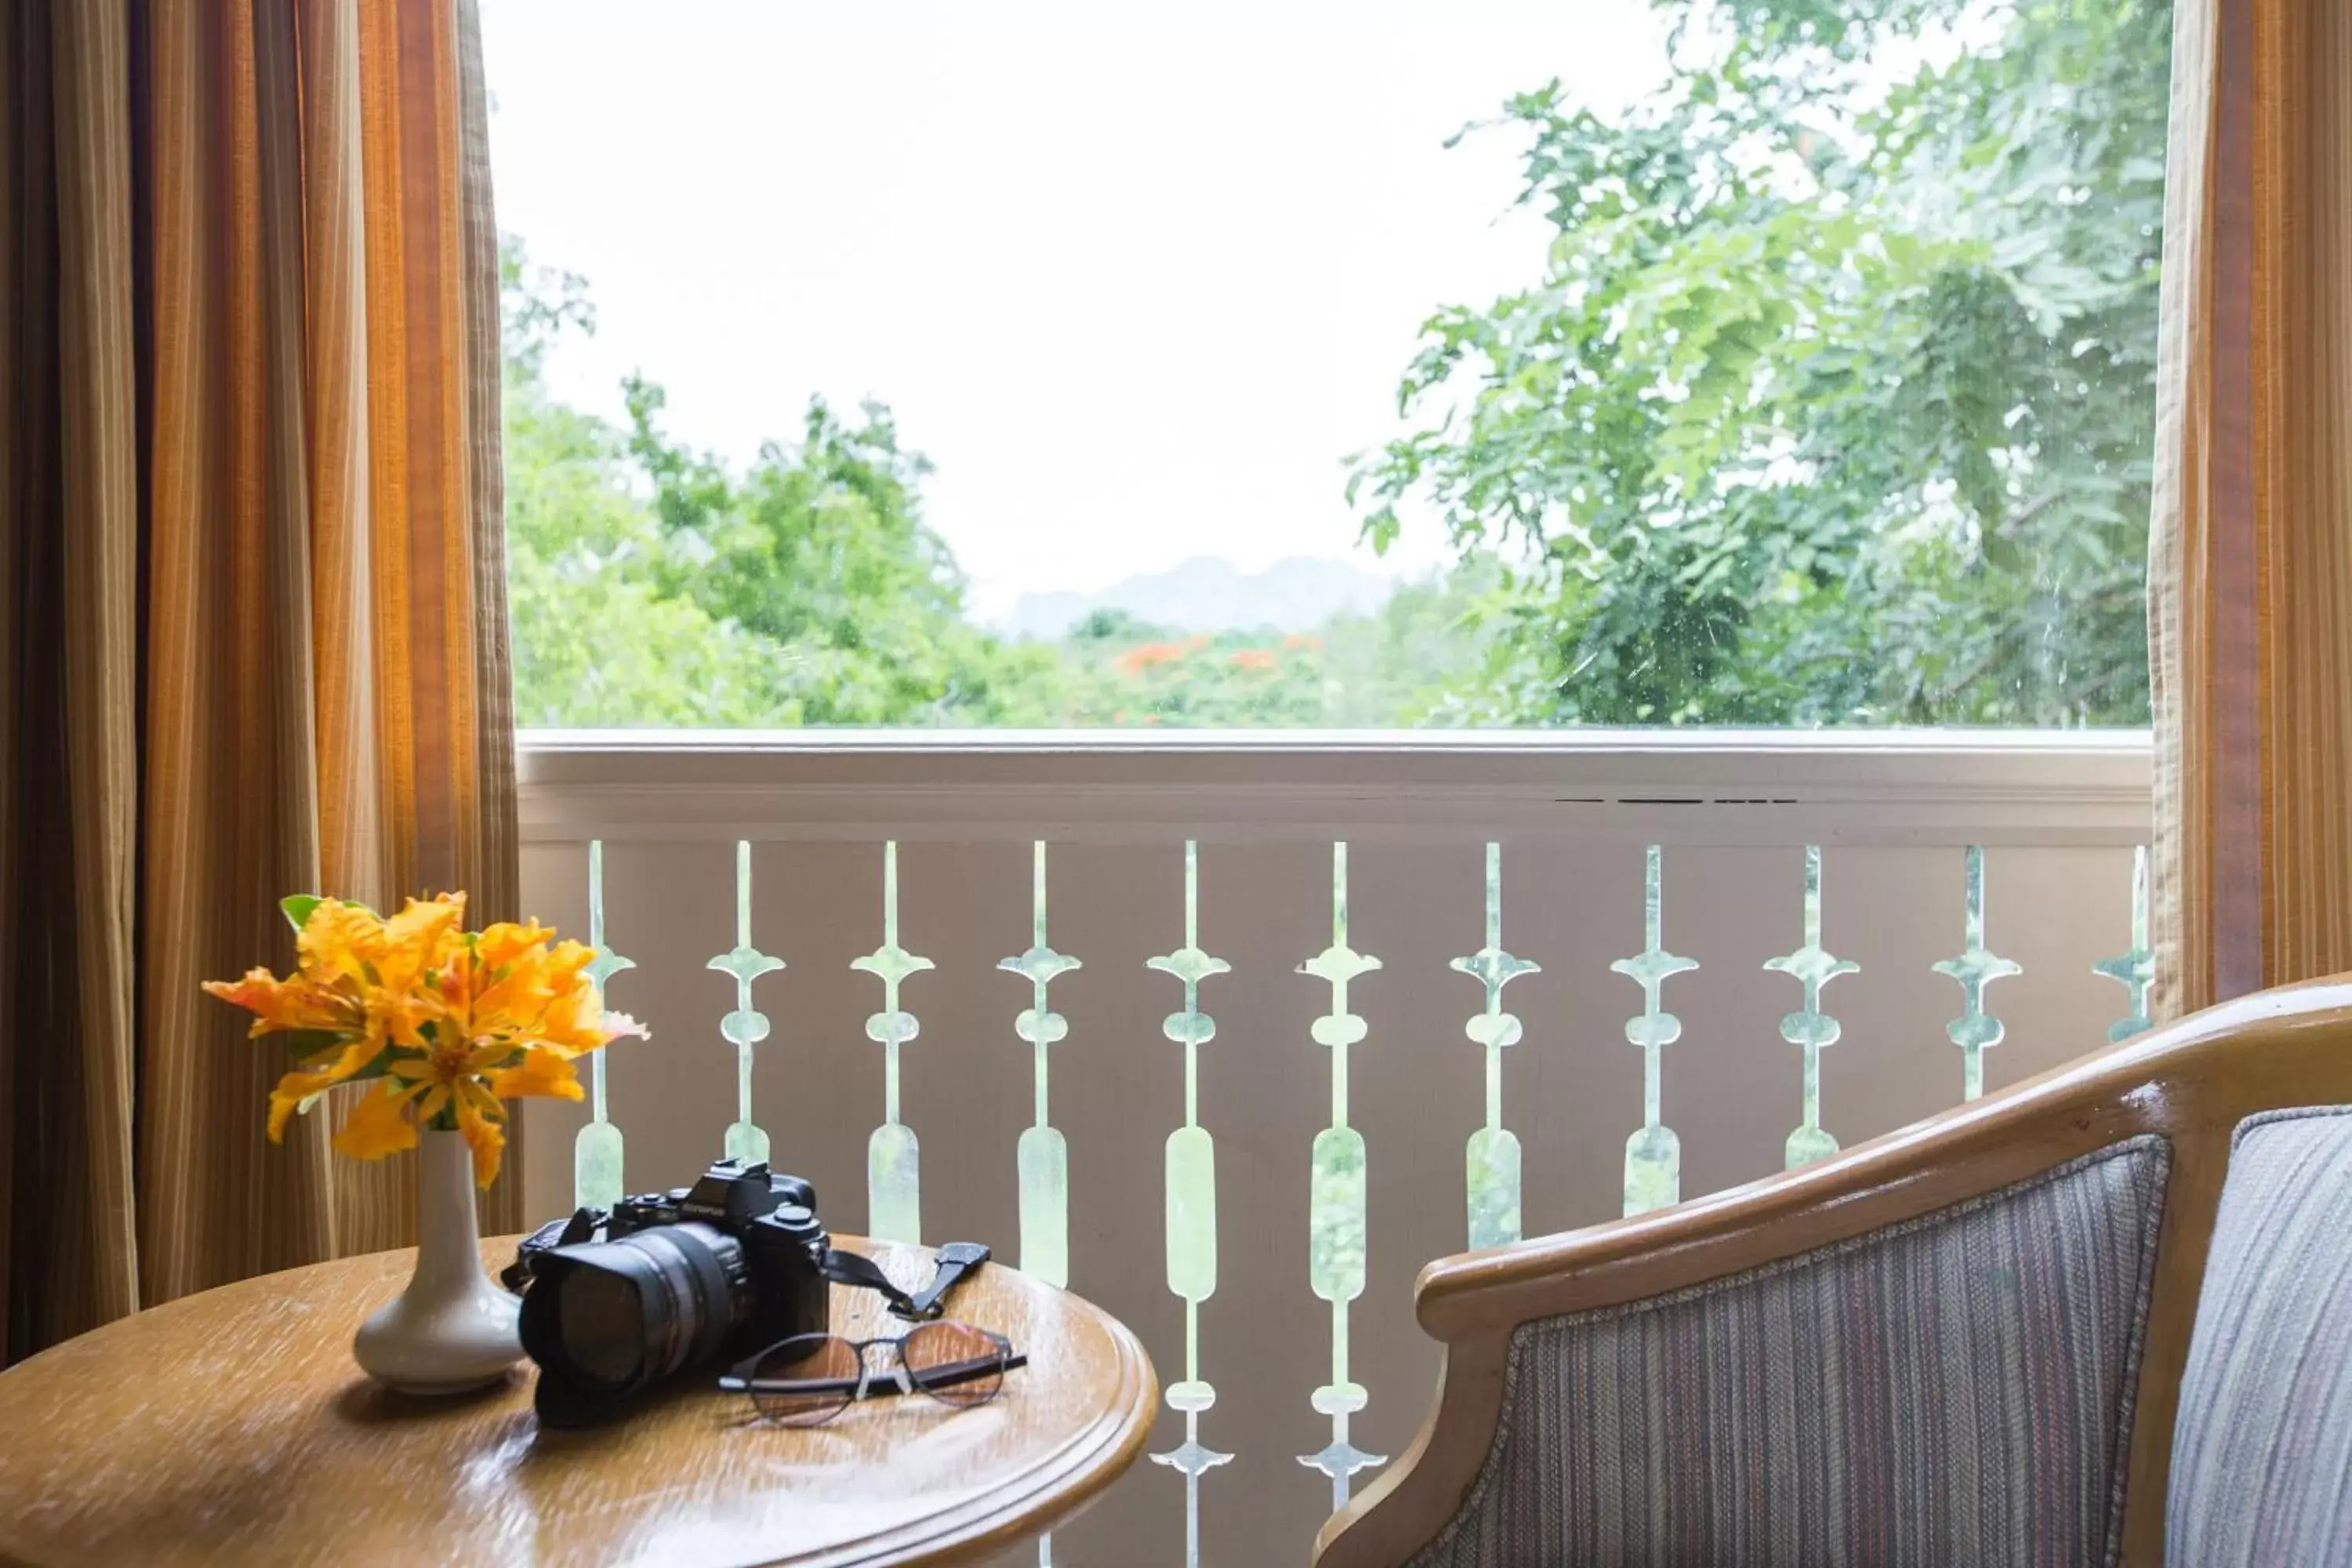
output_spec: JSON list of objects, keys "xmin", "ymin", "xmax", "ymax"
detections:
[{"xmin": 281, "ymin": 1029, "xmax": 352, "ymax": 1062}]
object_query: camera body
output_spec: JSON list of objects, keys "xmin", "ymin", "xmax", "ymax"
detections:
[
  {"xmin": 606, "ymin": 1159, "xmax": 832, "ymax": 1352},
  {"xmin": 510, "ymin": 1157, "xmax": 832, "ymax": 1425}
]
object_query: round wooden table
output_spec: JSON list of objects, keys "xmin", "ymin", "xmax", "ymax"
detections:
[{"xmin": 0, "ymin": 1236, "xmax": 1156, "ymax": 1567}]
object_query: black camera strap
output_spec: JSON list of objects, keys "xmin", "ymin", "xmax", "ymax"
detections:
[
  {"xmin": 909, "ymin": 1241, "xmax": 991, "ymax": 1316},
  {"xmin": 821, "ymin": 1240, "xmax": 992, "ymax": 1320},
  {"xmin": 505, "ymin": 1205, "xmax": 994, "ymax": 1323}
]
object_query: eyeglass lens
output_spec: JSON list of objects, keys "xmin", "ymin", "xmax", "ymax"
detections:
[
  {"xmin": 899, "ymin": 1320, "xmax": 1007, "ymax": 1409},
  {"xmin": 746, "ymin": 1323, "xmax": 1010, "ymax": 1425},
  {"xmin": 748, "ymin": 1334, "xmax": 859, "ymax": 1427}
]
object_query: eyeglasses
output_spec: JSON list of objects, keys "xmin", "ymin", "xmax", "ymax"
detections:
[{"xmin": 718, "ymin": 1322, "xmax": 1027, "ymax": 1427}]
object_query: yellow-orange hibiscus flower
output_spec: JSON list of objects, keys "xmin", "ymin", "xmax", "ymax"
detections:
[
  {"xmin": 203, "ymin": 893, "xmax": 466, "ymax": 1138},
  {"xmin": 203, "ymin": 960, "xmax": 378, "ymax": 1138},
  {"xmin": 205, "ymin": 892, "xmax": 644, "ymax": 1188}
]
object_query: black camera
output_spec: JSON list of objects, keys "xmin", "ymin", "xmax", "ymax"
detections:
[{"xmin": 509, "ymin": 1159, "xmax": 830, "ymax": 1425}]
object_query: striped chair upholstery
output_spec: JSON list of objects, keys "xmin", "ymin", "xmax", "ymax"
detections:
[
  {"xmin": 1406, "ymin": 1137, "xmax": 2172, "ymax": 1568},
  {"xmin": 2167, "ymin": 1106, "xmax": 2352, "ymax": 1566}
]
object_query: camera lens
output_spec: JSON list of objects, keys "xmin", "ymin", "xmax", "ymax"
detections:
[
  {"xmin": 550, "ymin": 1269, "xmax": 644, "ymax": 1387},
  {"xmin": 518, "ymin": 1221, "xmax": 752, "ymax": 1421}
]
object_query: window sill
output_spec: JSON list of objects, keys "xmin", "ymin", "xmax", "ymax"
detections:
[{"xmin": 516, "ymin": 728, "xmax": 2151, "ymax": 846}]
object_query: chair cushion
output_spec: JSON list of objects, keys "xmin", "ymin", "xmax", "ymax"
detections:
[
  {"xmin": 2167, "ymin": 1106, "xmax": 2352, "ymax": 1567},
  {"xmin": 1410, "ymin": 1136, "xmax": 2172, "ymax": 1568}
]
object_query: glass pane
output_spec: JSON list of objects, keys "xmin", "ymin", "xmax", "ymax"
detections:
[{"xmin": 485, "ymin": 0, "xmax": 2169, "ymax": 727}]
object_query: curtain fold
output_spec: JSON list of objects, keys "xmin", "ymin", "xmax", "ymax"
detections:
[
  {"xmin": 2, "ymin": 0, "xmax": 145, "ymax": 1356},
  {"xmin": 2151, "ymin": 0, "xmax": 2352, "ymax": 1021},
  {"xmin": 1, "ymin": 0, "xmax": 517, "ymax": 1362}
]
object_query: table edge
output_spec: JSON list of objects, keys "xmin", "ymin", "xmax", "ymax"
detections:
[
  {"xmin": 0, "ymin": 1236, "xmax": 1163, "ymax": 1568},
  {"xmin": 779, "ymin": 1305, "xmax": 1160, "ymax": 1568}
]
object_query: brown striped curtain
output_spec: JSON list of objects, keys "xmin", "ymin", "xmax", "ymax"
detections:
[
  {"xmin": 1, "ymin": 0, "xmax": 517, "ymax": 1363},
  {"xmin": 2151, "ymin": 0, "xmax": 2352, "ymax": 1021}
]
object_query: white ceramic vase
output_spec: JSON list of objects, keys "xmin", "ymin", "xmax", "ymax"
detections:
[{"xmin": 352, "ymin": 1127, "xmax": 523, "ymax": 1394}]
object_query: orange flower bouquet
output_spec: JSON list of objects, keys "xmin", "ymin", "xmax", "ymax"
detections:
[
  {"xmin": 205, "ymin": 892, "xmax": 644, "ymax": 1190},
  {"xmin": 205, "ymin": 892, "xmax": 646, "ymax": 1393}
]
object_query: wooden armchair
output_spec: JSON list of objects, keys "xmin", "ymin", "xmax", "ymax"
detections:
[{"xmin": 1316, "ymin": 979, "xmax": 2352, "ymax": 1568}]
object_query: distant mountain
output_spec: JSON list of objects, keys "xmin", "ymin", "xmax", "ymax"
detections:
[{"xmin": 999, "ymin": 555, "xmax": 1393, "ymax": 640}]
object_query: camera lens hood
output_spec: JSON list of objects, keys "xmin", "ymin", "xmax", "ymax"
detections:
[{"xmin": 517, "ymin": 1221, "xmax": 747, "ymax": 1426}]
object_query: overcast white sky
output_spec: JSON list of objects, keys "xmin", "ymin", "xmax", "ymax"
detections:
[{"xmin": 477, "ymin": 2, "xmax": 1670, "ymax": 622}]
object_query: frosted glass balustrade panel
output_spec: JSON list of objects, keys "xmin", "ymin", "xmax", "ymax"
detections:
[{"xmin": 515, "ymin": 832, "xmax": 2140, "ymax": 1564}]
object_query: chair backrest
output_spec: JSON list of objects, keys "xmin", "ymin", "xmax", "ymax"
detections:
[
  {"xmin": 1403, "ymin": 1138, "xmax": 2172, "ymax": 1568},
  {"xmin": 2166, "ymin": 1105, "xmax": 2352, "ymax": 1567}
]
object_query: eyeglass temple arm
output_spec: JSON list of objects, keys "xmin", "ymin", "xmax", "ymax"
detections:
[
  {"xmin": 881, "ymin": 1349, "xmax": 1028, "ymax": 1396},
  {"xmin": 718, "ymin": 1351, "xmax": 1029, "ymax": 1399}
]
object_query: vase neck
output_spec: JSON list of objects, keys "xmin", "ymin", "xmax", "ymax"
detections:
[{"xmin": 414, "ymin": 1128, "xmax": 485, "ymax": 1273}]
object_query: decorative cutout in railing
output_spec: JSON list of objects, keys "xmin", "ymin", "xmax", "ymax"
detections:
[
  {"xmin": 1001, "ymin": 840, "xmax": 1080, "ymax": 1568},
  {"xmin": 2094, "ymin": 846, "xmax": 2155, "ymax": 1043},
  {"xmin": 1934, "ymin": 844, "xmax": 2023, "ymax": 1102},
  {"xmin": 1613, "ymin": 844, "xmax": 1698, "ymax": 1216},
  {"xmin": 1147, "ymin": 841, "xmax": 1233, "ymax": 1568},
  {"xmin": 1764, "ymin": 845, "xmax": 1858, "ymax": 1170},
  {"xmin": 1299, "ymin": 842, "xmax": 1385, "ymax": 1509},
  {"xmin": 1450, "ymin": 842, "xmax": 1537, "ymax": 1249},
  {"xmin": 855, "ymin": 841, "xmax": 933, "ymax": 1244},
  {"xmin": 1001, "ymin": 842, "xmax": 1080, "ymax": 1294},
  {"xmin": 575, "ymin": 839, "xmax": 637, "ymax": 1210},
  {"xmin": 706, "ymin": 840, "xmax": 783, "ymax": 1166}
]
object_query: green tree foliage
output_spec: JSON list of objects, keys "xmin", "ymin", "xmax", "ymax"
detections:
[
  {"xmin": 504, "ymin": 0, "xmax": 2166, "ymax": 730},
  {"xmin": 500, "ymin": 242, "xmax": 1486, "ymax": 728},
  {"xmin": 1352, "ymin": 0, "xmax": 2168, "ymax": 724},
  {"xmin": 502, "ymin": 243, "xmax": 1066, "ymax": 726},
  {"xmin": 616, "ymin": 382, "xmax": 1073, "ymax": 724},
  {"xmin": 503, "ymin": 250, "xmax": 794, "ymax": 726},
  {"xmin": 1040, "ymin": 564, "xmax": 1503, "ymax": 728}
]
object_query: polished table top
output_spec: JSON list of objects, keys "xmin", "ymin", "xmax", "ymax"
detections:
[{"xmin": 0, "ymin": 1236, "xmax": 1156, "ymax": 1567}]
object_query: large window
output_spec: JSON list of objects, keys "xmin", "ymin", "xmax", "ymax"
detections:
[{"xmin": 482, "ymin": 0, "xmax": 2170, "ymax": 728}]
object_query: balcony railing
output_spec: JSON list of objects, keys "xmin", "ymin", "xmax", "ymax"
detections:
[{"xmin": 514, "ymin": 729, "xmax": 2153, "ymax": 1567}]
